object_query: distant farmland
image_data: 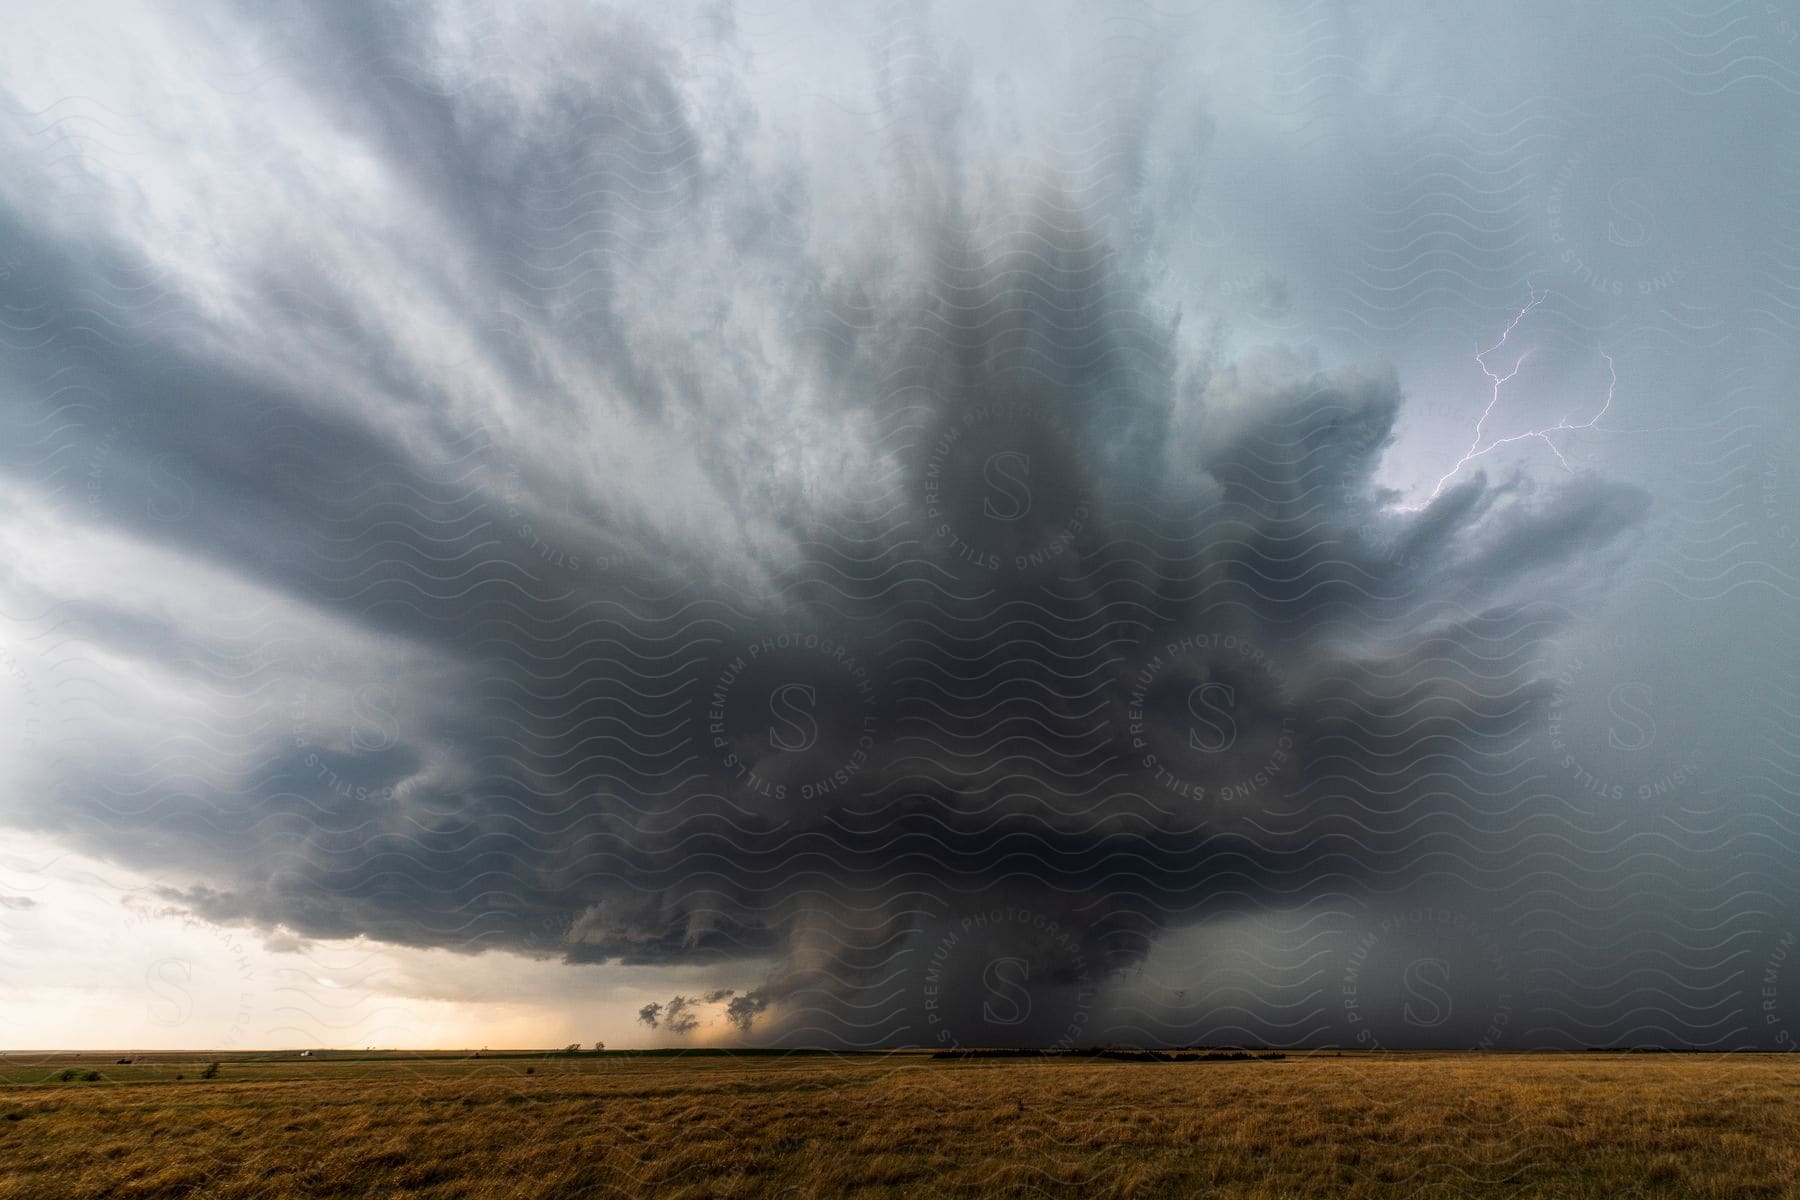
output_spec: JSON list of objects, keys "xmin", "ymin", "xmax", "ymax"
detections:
[{"xmin": 2, "ymin": 1050, "xmax": 1798, "ymax": 1197}]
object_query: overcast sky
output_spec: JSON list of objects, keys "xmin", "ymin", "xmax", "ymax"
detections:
[{"xmin": 3, "ymin": 0, "xmax": 1798, "ymax": 1052}]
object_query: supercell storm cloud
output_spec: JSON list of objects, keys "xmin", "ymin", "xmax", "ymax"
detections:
[{"xmin": 1, "ymin": 1, "xmax": 1797, "ymax": 1052}]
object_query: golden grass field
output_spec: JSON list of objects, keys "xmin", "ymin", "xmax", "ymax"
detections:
[{"xmin": 2, "ymin": 1050, "xmax": 1798, "ymax": 1198}]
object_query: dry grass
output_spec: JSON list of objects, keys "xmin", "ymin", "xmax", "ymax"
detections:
[{"xmin": 2, "ymin": 1051, "xmax": 1798, "ymax": 1198}]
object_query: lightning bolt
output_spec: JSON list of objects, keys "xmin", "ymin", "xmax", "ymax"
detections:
[{"xmin": 1426, "ymin": 289, "xmax": 1616, "ymax": 503}]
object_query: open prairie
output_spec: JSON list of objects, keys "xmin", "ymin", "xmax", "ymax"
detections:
[{"xmin": 2, "ymin": 1051, "xmax": 1797, "ymax": 1198}]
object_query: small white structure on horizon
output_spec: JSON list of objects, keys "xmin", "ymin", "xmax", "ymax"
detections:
[{"xmin": 298, "ymin": 1050, "xmax": 313, "ymax": 1058}]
